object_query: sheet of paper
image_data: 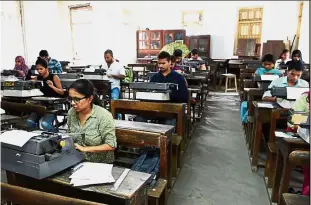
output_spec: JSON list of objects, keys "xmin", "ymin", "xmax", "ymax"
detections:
[
  {"xmin": 257, "ymin": 103, "xmax": 274, "ymax": 108},
  {"xmin": 261, "ymin": 75, "xmax": 279, "ymax": 81},
  {"xmin": 275, "ymin": 131, "xmax": 296, "ymax": 139},
  {"xmin": 0, "ymin": 130, "xmax": 39, "ymax": 147},
  {"xmin": 297, "ymin": 127, "xmax": 309, "ymax": 144},
  {"xmin": 286, "ymin": 87, "xmax": 310, "ymax": 100},
  {"xmin": 291, "ymin": 114, "xmax": 308, "ymax": 124},
  {"xmin": 84, "ymin": 67, "xmax": 96, "ymax": 72},
  {"xmin": 277, "ymin": 99, "xmax": 295, "ymax": 109},
  {"xmin": 0, "ymin": 108, "xmax": 5, "ymax": 114},
  {"xmin": 69, "ymin": 162, "xmax": 115, "ymax": 186}
]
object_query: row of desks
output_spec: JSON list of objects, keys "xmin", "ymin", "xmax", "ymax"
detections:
[{"xmin": 242, "ymin": 85, "xmax": 310, "ymax": 205}]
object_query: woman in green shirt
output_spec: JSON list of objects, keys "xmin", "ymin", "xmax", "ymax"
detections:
[{"xmin": 67, "ymin": 79, "xmax": 117, "ymax": 164}]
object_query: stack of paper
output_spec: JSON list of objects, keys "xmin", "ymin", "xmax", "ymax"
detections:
[
  {"xmin": 69, "ymin": 162, "xmax": 115, "ymax": 187},
  {"xmin": 275, "ymin": 131, "xmax": 296, "ymax": 139}
]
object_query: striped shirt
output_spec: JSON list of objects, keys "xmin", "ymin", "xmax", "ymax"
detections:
[{"xmin": 48, "ymin": 58, "xmax": 62, "ymax": 73}]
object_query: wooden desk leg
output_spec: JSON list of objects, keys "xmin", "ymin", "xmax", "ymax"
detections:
[
  {"xmin": 271, "ymin": 149, "xmax": 283, "ymax": 202},
  {"xmin": 159, "ymin": 136, "xmax": 172, "ymax": 189},
  {"xmin": 278, "ymin": 156, "xmax": 293, "ymax": 204},
  {"xmin": 251, "ymin": 111, "xmax": 262, "ymax": 171},
  {"xmin": 267, "ymin": 149, "xmax": 277, "ymax": 188}
]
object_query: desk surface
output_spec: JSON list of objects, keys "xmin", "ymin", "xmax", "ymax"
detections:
[
  {"xmin": 49, "ymin": 166, "xmax": 151, "ymax": 199},
  {"xmin": 115, "ymin": 120, "xmax": 174, "ymax": 135}
]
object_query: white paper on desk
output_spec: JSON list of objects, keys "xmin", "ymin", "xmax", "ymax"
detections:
[
  {"xmin": 84, "ymin": 67, "xmax": 96, "ymax": 72},
  {"xmin": 275, "ymin": 131, "xmax": 296, "ymax": 139},
  {"xmin": 69, "ymin": 162, "xmax": 115, "ymax": 186},
  {"xmin": 277, "ymin": 99, "xmax": 295, "ymax": 109},
  {"xmin": 0, "ymin": 108, "xmax": 5, "ymax": 114},
  {"xmin": 257, "ymin": 102, "xmax": 274, "ymax": 108},
  {"xmin": 261, "ymin": 75, "xmax": 279, "ymax": 81},
  {"xmin": 286, "ymin": 87, "xmax": 310, "ymax": 100},
  {"xmin": 0, "ymin": 130, "xmax": 38, "ymax": 147}
]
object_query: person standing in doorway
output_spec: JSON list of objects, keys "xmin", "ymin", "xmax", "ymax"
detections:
[{"xmin": 101, "ymin": 49, "xmax": 125, "ymax": 100}]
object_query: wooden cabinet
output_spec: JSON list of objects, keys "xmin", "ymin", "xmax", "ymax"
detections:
[
  {"xmin": 262, "ymin": 40, "xmax": 285, "ymax": 59},
  {"xmin": 187, "ymin": 35, "xmax": 211, "ymax": 57},
  {"xmin": 136, "ymin": 29, "xmax": 186, "ymax": 58}
]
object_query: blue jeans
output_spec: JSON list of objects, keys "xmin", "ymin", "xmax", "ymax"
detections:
[
  {"xmin": 25, "ymin": 113, "xmax": 58, "ymax": 133},
  {"xmin": 111, "ymin": 87, "xmax": 121, "ymax": 119},
  {"xmin": 135, "ymin": 116, "xmax": 177, "ymax": 132},
  {"xmin": 111, "ymin": 87, "xmax": 120, "ymax": 100}
]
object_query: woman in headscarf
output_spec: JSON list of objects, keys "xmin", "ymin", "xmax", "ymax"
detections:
[{"xmin": 13, "ymin": 56, "xmax": 29, "ymax": 78}]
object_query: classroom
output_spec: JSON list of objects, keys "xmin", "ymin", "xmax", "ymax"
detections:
[{"xmin": 0, "ymin": 1, "xmax": 310, "ymax": 205}]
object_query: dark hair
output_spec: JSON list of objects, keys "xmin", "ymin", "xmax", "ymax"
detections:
[
  {"xmin": 173, "ymin": 49, "xmax": 182, "ymax": 57},
  {"xmin": 39, "ymin": 50, "xmax": 49, "ymax": 57},
  {"xmin": 104, "ymin": 49, "xmax": 113, "ymax": 57},
  {"xmin": 191, "ymin": 49, "xmax": 199, "ymax": 55},
  {"xmin": 68, "ymin": 79, "xmax": 102, "ymax": 106},
  {"xmin": 287, "ymin": 60, "xmax": 305, "ymax": 72},
  {"xmin": 291, "ymin": 49, "xmax": 302, "ymax": 59},
  {"xmin": 170, "ymin": 55, "xmax": 176, "ymax": 63},
  {"xmin": 35, "ymin": 57, "xmax": 48, "ymax": 68},
  {"xmin": 158, "ymin": 51, "xmax": 171, "ymax": 62},
  {"xmin": 261, "ymin": 54, "xmax": 275, "ymax": 64},
  {"xmin": 279, "ymin": 49, "xmax": 289, "ymax": 59}
]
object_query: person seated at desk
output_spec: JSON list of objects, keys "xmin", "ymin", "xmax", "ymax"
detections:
[
  {"xmin": 259, "ymin": 60, "xmax": 309, "ymax": 141},
  {"xmin": 240, "ymin": 54, "xmax": 281, "ymax": 123},
  {"xmin": 39, "ymin": 50, "xmax": 62, "ymax": 73},
  {"xmin": 13, "ymin": 56, "xmax": 29, "ymax": 78},
  {"xmin": 170, "ymin": 55, "xmax": 182, "ymax": 73},
  {"xmin": 67, "ymin": 79, "xmax": 117, "ymax": 164},
  {"xmin": 25, "ymin": 57, "xmax": 64, "ymax": 132},
  {"xmin": 101, "ymin": 49, "xmax": 125, "ymax": 100},
  {"xmin": 286, "ymin": 49, "xmax": 305, "ymax": 68},
  {"xmin": 135, "ymin": 51, "xmax": 188, "ymax": 127},
  {"xmin": 263, "ymin": 60, "xmax": 309, "ymax": 102},
  {"xmin": 286, "ymin": 92, "xmax": 310, "ymax": 196},
  {"xmin": 189, "ymin": 49, "xmax": 206, "ymax": 70},
  {"xmin": 275, "ymin": 49, "xmax": 291, "ymax": 69}
]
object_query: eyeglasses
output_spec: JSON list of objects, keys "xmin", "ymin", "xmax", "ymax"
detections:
[{"xmin": 67, "ymin": 96, "xmax": 87, "ymax": 104}]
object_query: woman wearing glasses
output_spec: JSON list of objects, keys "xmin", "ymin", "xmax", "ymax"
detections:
[
  {"xmin": 67, "ymin": 79, "xmax": 117, "ymax": 164},
  {"xmin": 25, "ymin": 57, "xmax": 64, "ymax": 132}
]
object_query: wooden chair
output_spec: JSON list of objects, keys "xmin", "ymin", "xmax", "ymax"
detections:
[{"xmin": 1, "ymin": 182, "xmax": 105, "ymax": 205}]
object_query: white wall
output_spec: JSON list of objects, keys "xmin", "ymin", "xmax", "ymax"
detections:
[
  {"xmin": 0, "ymin": 1, "xmax": 25, "ymax": 70},
  {"xmin": 298, "ymin": 1, "xmax": 309, "ymax": 63},
  {"xmin": 1, "ymin": 1, "xmax": 307, "ymax": 68}
]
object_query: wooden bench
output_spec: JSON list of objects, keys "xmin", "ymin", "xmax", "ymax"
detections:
[
  {"xmin": 1, "ymin": 182, "xmax": 105, "ymax": 205},
  {"xmin": 280, "ymin": 193, "xmax": 310, "ymax": 205},
  {"xmin": 111, "ymin": 100, "xmax": 186, "ymax": 187}
]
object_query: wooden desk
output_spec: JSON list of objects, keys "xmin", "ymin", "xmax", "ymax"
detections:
[
  {"xmin": 244, "ymin": 89, "xmax": 263, "ymax": 150},
  {"xmin": 6, "ymin": 166, "xmax": 151, "ymax": 205},
  {"xmin": 114, "ymin": 120, "xmax": 174, "ymax": 188},
  {"xmin": 251, "ymin": 101, "xmax": 280, "ymax": 171},
  {"xmin": 271, "ymin": 138, "xmax": 309, "ymax": 203}
]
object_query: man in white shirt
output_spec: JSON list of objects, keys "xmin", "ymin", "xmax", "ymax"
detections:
[{"xmin": 101, "ymin": 49, "xmax": 125, "ymax": 99}]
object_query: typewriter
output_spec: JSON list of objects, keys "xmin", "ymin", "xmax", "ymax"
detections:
[
  {"xmin": 129, "ymin": 82, "xmax": 178, "ymax": 101},
  {"xmin": 2, "ymin": 80, "xmax": 43, "ymax": 97},
  {"xmin": 1, "ymin": 131, "xmax": 85, "ymax": 179}
]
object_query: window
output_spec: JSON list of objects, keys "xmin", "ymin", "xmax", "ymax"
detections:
[
  {"xmin": 234, "ymin": 7, "xmax": 263, "ymax": 56},
  {"xmin": 69, "ymin": 4, "xmax": 94, "ymax": 61}
]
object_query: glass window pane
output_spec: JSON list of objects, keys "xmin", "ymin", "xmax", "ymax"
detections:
[{"xmin": 139, "ymin": 41, "xmax": 149, "ymax": 49}]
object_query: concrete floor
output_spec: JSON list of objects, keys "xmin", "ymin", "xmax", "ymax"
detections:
[{"xmin": 168, "ymin": 92, "xmax": 270, "ymax": 205}]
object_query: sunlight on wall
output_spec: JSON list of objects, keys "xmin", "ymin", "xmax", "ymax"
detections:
[{"xmin": 298, "ymin": 1, "xmax": 309, "ymax": 63}]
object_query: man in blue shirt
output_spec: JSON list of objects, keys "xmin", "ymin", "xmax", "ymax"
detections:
[
  {"xmin": 150, "ymin": 51, "xmax": 188, "ymax": 103},
  {"xmin": 263, "ymin": 60, "xmax": 309, "ymax": 102},
  {"xmin": 135, "ymin": 51, "xmax": 188, "ymax": 128},
  {"xmin": 39, "ymin": 50, "xmax": 62, "ymax": 73}
]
